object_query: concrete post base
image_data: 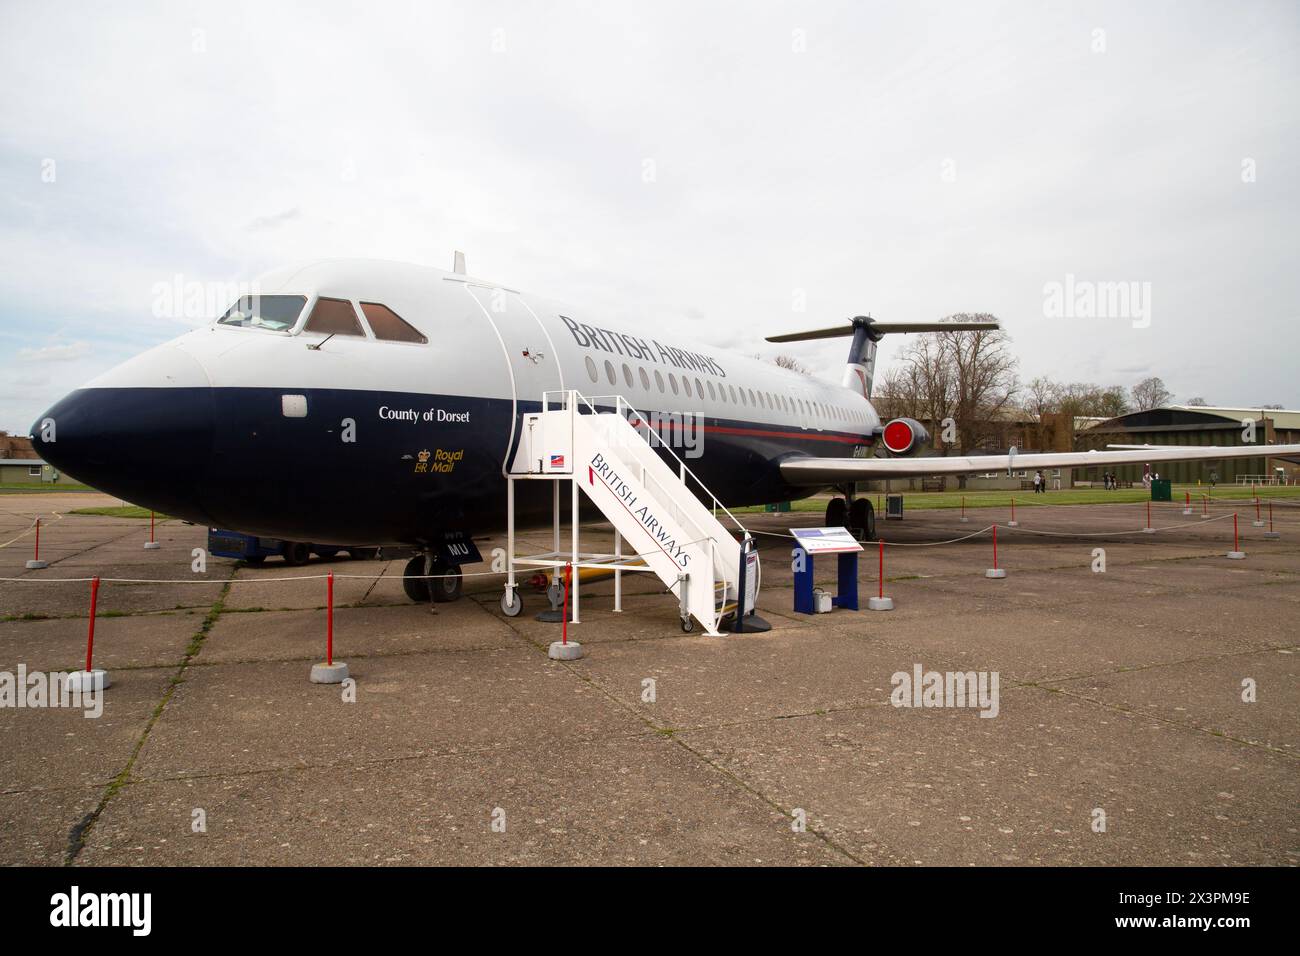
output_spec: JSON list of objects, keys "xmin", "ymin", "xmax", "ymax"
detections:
[
  {"xmin": 867, "ymin": 596, "xmax": 894, "ymax": 610},
  {"xmin": 1252, "ymin": 520, "xmax": 1265, "ymax": 527},
  {"xmin": 1182, "ymin": 508, "xmax": 1194, "ymax": 515},
  {"xmin": 25, "ymin": 559, "xmax": 48, "ymax": 569},
  {"xmin": 1263, "ymin": 531, "xmax": 1280, "ymax": 539},
  {"xmin": 65, "ymin": 669, "xmax": 110, "ymax": 692},
  {"xmin": 143, "ymin": 541, "xmax": 161, "ymax": 550},
  {"xmin": 1200, "ymin": 514, "xmax": 1212, "ymax": 520},
  {"xmin": 310, "ymin": 661, "xmax": 349, "ymax": 683},
  {"xmin": 1007, "ymin": 521, "xmax": 1019, "ymax": 527},
  {"xmin": 548, "ymin": 641, "xmax": 584, "ymax": 661},
  {"xmin": 1226, "ymin": 551, "xmax": 1246, "ymax": 560},
  {"xmin": 985, "ymin": 568, "xmax": 1007, "ymax": 579},
  {"xmin": 1143, "ymin": 528, "xmax": 1155, "ymax": 534}
]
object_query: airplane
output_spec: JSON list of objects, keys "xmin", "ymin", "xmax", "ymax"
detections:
[{"xmin": 31, "ymin": 256, "xmax": 1300, "ymax": 610}]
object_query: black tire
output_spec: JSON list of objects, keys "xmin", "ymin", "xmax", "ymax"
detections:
[
  {"xmin": 402, "ymin": 555, "xmax": 429, "ymax": 602},
  {"xmin": 243, "ymin": 554, "xmax": 266, "ymax": 566},
  {"xmin": 431, "ymin": 564, "xmax": 463, "ymax": 603},
  {"xmin": 850, "ymin": 498, "xmax": 876, "ymax": 540},
  {"xmin": 283, "ymin": 541, "xmax": 311, "ymax": 566},
  {"xmin": 680, "ymin": 616, "xmax": 695, "ymax": 633},
  {"xmin": 825, "ymin": 496, "xmax": 848, "ymax": 528},
  {"xmin": 314, "ymin": 548, "xmax": 341, "ymax": 560}
]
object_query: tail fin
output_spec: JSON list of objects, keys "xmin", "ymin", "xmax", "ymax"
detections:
[{"xmin": 765, "ymin": 315, "xmax": 1000, "ymax": 399}]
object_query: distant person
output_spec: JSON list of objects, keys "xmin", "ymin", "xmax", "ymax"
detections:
[{"xmin": 1034, "ymin": 470, "xmax": 1044, "ymax": 494}]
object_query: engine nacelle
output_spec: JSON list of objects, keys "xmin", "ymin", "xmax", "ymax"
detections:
[{"xmin": 880, "ymin": 417, "xmax": 929, "ymax": 456}]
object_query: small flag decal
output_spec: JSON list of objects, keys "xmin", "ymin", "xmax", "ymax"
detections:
[{"xmin": 550, "ymin": 454, "xmax": 565, "ymax": 468}]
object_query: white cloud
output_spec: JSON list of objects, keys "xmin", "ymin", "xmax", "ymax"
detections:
[
  {"xmin": 17, "ymin": 342, "xmax": 92, "ymax": 363},
  {"xmin": 0, "ymin": 0, "xmax": 1297, "ymax": 433}
]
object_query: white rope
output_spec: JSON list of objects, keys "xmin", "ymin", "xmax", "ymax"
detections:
[
  {"xmin": 1008, "ymin": 512, "xmax": 1235, "ymax": 538},
  {"xmin": 0, "ymin": 569, "xmax": 510, "ymax": 585},
  {"xmin": 882, "ymin": 525, "xmax": 998, "ymax": 547}
]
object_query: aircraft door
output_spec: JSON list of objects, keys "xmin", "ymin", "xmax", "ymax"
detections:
[{"xmin": 463, "ymin": 285, "xmax": 565, "ymax": 463}]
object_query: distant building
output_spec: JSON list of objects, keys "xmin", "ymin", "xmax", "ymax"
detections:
[
  {"xmin": 0, "ymin": 457, "xmax": 54, "ymax": 484},
  {"xmin": 1075, "ymin": 405, "xmax": 1300, "ymax": 485},
  {"xmin": 0, "ymin": 431, "xmax": 39, "ymax": 459}
]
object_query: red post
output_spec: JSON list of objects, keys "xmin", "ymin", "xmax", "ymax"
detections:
[
  {"xmin": 326, "ymin": 572, "xmax": 334, "ymax": 665},
  {"xmin": 1146, "ymin": 500, "xmax": 1151, "ymax": 529},
  {"xmin": 34, "ymin": 518, "xmax": 40, "ymax": 562},
  {"xmin": 1185, "ymin": 490, "xmax": 1190, "ymax": 510},
  {"xmin": 1234, "ymin": 513, "xmax": 1239, "ymax": 553},
  {"xmin": 992, "ymin": 524, "xmax": 999, "ymax": 570},
  {"xmin": 1255, "ymin": 498, "xmax": 1261, "ymax": 523},
  {"xmin": 561, "ymin": 563, "xmax": 572, "ymax": 645},
  {"xmin": 878, "ymin": 539, "xmax": 885, "ymax": 599},
  {"xmin": 86, "ymin": 576, "xmax": 100, "ymax": 672},
  {"xmin": 149, "ymin": 511, "xmax": 155, "ymax": 543},
  {"xmin": 1269, "ymin": 502, "xmax": 1274, "ymax": 532},
  {"xmin": 961, "ymin": 496, "xmax": 966, "ymax": 520},
  {"xmin": 1011, "ymin": 498, "xmax": 1016, "ymax": 524}
]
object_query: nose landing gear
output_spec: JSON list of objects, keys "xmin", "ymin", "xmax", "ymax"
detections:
[{"xmin": 403, "ymin": 552, "xmax": 463, "ymax": 603}]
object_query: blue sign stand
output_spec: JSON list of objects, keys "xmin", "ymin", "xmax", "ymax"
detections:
[{"xmin": 790, "ymin": 527, "xmax": 862, "ymax": 614}]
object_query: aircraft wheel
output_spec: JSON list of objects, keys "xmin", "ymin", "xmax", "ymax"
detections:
[
  {"xmin": 402, "ymin": 555, "xmax": 429, "ymax": 602},
  {"xmin": 501, "ymin": 588, "xmax": 523, "ymax": 617},
  {"xmin": 431, "ymin": 563, "xmax": 463, "ymax": 603},
  {"xmin": 680, "ymin": 616, "xmax": 695, "ymax": 633},
  {"xmin": 283, "ymin": 541, "xmax": 311, "ymax": 566},
  {"xmin": 825, "ymin": 496, "xmax": 847, "ymax": 528},
  {"xmin": 851, "ymin": 498, "xmax": 876, "ymax": 540}
]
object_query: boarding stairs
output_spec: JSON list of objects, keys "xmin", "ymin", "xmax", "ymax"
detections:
[{"xmin": 504, "ymin": 390, "xmax": 757, "ymax": 636}]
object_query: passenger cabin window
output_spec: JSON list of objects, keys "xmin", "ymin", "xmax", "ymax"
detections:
[
  {"xmin": 304, "ymin": 297, "xmax": 364, "ymax": 336},
  {"xmin": 360, "ymin": 302, "xmax": 426, "ymax": 344},
  {"xmin": 218, "ymin": 294, "xmax": 306, "ymax": 331}
]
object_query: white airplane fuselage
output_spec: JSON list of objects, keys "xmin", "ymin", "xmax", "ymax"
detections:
[{"xmin": 34, "ymin": 259, "xmax": 879, "ymax": 547}]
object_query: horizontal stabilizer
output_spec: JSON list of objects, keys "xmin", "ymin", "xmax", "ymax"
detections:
[{"xmin": 765, "ymin": 317, "xmax": 999, "ymax": 343}]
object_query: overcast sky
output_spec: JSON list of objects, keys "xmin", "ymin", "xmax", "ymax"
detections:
[{"xmin": 1, "ymin": 0, "xmax": 1297, "ymax": 433}]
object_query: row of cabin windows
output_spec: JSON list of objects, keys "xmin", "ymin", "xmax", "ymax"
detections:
[
  {"xmin": 583, "ymin": 355, "xmax": 868, "ymax": 428},
  {"xmin": 218, "ymin": 294, "xmax": 426, "ymax": 344}
]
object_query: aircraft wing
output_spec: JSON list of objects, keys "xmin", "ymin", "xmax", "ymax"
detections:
[{"xmin": 779, "ymin": 443, "xmax": 1300, "ymax": 485}]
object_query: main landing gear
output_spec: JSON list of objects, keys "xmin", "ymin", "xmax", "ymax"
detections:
[
  {"xmin": 825, "ymin": 492, "xmax": 876, "ymax": 541},
  {"xmin": 403, "ymin": 552, "xmax": 463, "ymax": 604}
]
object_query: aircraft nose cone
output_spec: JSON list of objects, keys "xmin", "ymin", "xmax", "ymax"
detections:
[{"xmin": 32, "ymin": 346, "xmax": 218, "ymax": 524}]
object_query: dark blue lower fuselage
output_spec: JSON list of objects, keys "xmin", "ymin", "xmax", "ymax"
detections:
[{"xmin": 34, "ymin": 387, "xmax": 868, "ymax": 546}]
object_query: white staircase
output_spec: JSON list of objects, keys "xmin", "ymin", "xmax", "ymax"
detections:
[{"xmin": 505, "ymin": 391, "xmax": 756, "ymax": 636}]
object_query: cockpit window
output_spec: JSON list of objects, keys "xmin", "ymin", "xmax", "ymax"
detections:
[
  {"xmin": 217, "ymin": 295, "xmax": 306, "ymax": 331},
  {"xmin": 303, "ymin": 297, "xmax": 365, "ymax": 336},
  {"xmin": 360, "ymin": 302, "xmax": 427, "ymax": 344}
]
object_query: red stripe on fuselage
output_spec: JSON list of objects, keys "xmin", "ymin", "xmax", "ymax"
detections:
[{"xmin": 630, "ymin": 419, "xmax": 870, "ymax": 445}]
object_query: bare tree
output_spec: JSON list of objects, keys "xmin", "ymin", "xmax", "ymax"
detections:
[
  {"xmin": 1130, "ymin": 376, "xmax": 1172, "ymax": 411},
  {"xmin": 941, "ymin": 314, "xmax": 1019, "ymax": 452},
  {"xmin": 772, "ymin": 354, "xmax": 809, "ymax": 375},
  {"xmin": 1185, "ymin": 396, "xmax": 1208, "ymax": 407},
  {"xmin": 1026, "ymin": 376, "xmax": 1061, "ymax": 420}
]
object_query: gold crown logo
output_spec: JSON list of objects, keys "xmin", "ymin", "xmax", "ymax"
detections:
[{"xmin": 417, "ymin": 449, "xmax": 431, "ymax": 463}]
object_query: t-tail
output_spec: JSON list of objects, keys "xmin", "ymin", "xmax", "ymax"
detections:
[{"xmin": 765, "ymin": 315, "xmax": 1000, "ymax": 399}]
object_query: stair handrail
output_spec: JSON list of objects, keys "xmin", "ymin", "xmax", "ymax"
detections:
[{"xmin": 543, "ymin": 389, "xmax": 751, "ymax": 543}]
